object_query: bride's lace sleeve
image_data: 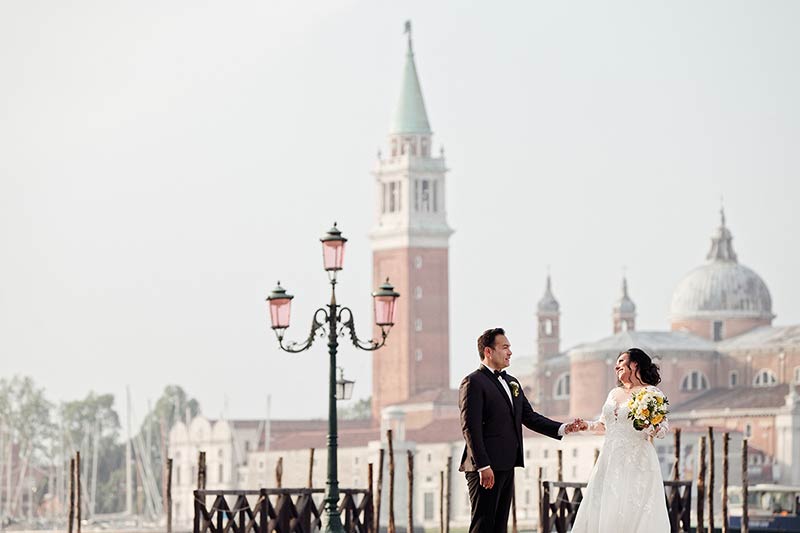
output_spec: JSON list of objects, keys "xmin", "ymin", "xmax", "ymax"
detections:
[
  {"xmin": 586, "ymin": 417, "xmax": 605, "ymax": 434},
  {"xmin": 586, "ymin": 390, "xmax": 612, "ymax": 434}
]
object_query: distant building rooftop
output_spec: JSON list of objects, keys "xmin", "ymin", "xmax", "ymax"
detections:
[
  {"xmin": 717, "ymin": 325, "xmax": 800, "ymax": 351},
  {"xmin": 569, "ymin": 330, "xmax": 717, "ymax": 360},
  {"xmin": 672, "ymin": 384, "xmax": 798, "ymax": 413}
]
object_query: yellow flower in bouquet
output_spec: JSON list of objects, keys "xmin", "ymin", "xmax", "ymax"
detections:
[{"xmin": 626, "ymin": 388, "xmax": 669, "ymax": 431}]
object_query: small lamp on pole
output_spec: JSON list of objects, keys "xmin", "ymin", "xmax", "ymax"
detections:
[{"xmin": 335, "ymin": 367, "xmax": 355, "ymax": 401}]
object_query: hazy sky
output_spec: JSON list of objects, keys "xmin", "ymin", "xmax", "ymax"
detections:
[{"xmin": 2, "ymin": 1, "xmax": 798, "ymax": 428}]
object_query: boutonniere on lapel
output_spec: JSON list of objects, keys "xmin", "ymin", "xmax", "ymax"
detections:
[{"xmin": 509, "ymin": 381, "xmax": 520, "ymax": 398}]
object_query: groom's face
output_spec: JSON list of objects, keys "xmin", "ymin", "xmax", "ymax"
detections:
[{"xmin": 485, "ymin": 334, "xmax": 512, "ymax": 370}]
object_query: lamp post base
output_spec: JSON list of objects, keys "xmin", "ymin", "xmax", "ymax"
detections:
[{"xmin": 320, "ymin": 508, "xmax": 345, "ymax": 533}]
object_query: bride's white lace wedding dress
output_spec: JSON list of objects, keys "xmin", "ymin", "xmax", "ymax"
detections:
[{"xmin": 570, "ymin": 386, "xmax": 671, "ymax": 533}]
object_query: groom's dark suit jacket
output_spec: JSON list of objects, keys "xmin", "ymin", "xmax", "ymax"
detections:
[{"xmin": 459, "ymin": 365, "xmax": 563, "ymax": 472}]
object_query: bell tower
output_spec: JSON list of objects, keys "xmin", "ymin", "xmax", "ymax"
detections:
[
  {"xmin": 536, "ymin": 275, "xmax": 561, "ymax": 360},
  {"xmin": 612, "ymin": 277, "xmax": 636, "ymax": 333},
  {"xmin": 370, "ymin": 23, "xmax": 453, "ymax": 420}
]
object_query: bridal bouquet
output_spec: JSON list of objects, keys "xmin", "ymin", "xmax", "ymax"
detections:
[{"xmin": 627, "ymin": 388, "xmax": 669, "ymax": 431}]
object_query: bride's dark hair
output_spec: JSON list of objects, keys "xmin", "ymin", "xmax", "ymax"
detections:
[{"xmin": 622, "ymin": 347, "xmax": 661, "ymax": 386}]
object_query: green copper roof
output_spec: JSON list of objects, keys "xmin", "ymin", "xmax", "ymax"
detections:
[{"xmin": 390, "ymin": 30, "xmax": 431, "ymax": 135}]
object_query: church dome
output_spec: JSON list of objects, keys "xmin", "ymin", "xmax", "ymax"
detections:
[{"xmin": 670, "ymin": 210, "xmax": 774, "ymax": 320}]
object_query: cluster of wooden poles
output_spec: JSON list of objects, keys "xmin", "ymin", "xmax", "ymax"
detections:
[{"xmin": 680, "ymin": 427, "xmax": 752, "ymax": 533}]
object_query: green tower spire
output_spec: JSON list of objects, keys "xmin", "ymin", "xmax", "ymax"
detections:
[{"xmin": 390, "ymin": 21, "xmax": 432, "ymax": 135}]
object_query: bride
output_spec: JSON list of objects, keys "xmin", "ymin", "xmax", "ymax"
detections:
[{"xmin": 570, "ymin": 348, "xmax": 671, "ymax": 533}]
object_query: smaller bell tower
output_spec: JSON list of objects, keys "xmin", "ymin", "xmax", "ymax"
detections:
[
  {"xmin": 612, "ymin": 277, "xmax": 636, "ymax": 334},
  {"xmin": 536, "ymin": 275, "xmax": 561, "ymax": 361}
]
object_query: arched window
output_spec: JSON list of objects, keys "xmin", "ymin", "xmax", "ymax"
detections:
[
  {"xmin": 415, "ymin": 286, "xmax": 423, "ymax": 300},
  {"xmin": 620, "ymin": 320, "xmax": 628, "ymax": 332},
  {"xmin": 415, "ymin": 318, "xmax": 423, "ymax": 332},
  {"xmin": 753, "ymin": 369, "xmax": 777, "ymax": 387},
  {"xmin": 544, "ymin": 319, "xmax": 553, "ymax": 336},
  {"xmin": 553, "ymin": 373, "xmax": 570, "ymax": 400},
  {"xmin": 680, "ymin": 370, "xmax": 709, "ymax": 392},
  {"xmin": 729, "ymin": 370, "xmax": 739, "ymax": 388}
]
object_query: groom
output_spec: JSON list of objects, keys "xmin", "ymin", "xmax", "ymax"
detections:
[{"xmin": 459, "ymin": 327, "xmax": 584, "ymax": 533}]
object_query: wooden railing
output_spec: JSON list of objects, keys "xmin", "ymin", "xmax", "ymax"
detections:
[
  {"xmin": 539, "ymin": 480, "xmax": 692, "ymax": 533},
  {"xmin": 193, "ymin": 488, "xmax": 373, "ymax": 533}
]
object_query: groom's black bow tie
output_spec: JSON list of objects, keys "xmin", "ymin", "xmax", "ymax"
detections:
[{"xmin": 493, "ymin": 370, "xmax": 506, "ymax": 377}]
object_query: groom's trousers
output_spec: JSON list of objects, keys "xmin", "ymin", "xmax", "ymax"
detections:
[{"xmin": 465, "ymin": 469, "xmax": 515, "ymax": 533}]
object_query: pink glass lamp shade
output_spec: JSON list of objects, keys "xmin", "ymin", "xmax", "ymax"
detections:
[
  {"xmin": 266, "ymin": 282, "xmax": 294, "ymax": 329},
  {"xmin": 320, "ymin": 223, "xmax": 348, "ymax": 272},
  {"xmin": 372, "ymin": 278, "xmax": 400, "ymax": 327}
]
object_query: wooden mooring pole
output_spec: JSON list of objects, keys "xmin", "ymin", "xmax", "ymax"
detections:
[
  {"xmin": 722, "ymin": 432, "xmax": 729, "ymax": 533},
  {"xmin": 708, "ymin": 427, "xmax": 715, "ymax": 533},
  {"xmin": 407, "ymin": 451, "xmax": 414, "ymax": 533},
  {"xmin": 439, "ymin": 471, "xmax": 444, "ymax": 533},
  {"xmin": 197, "ymin": 451, "xmax": 206, "ymax": 490},
  {"xmin": 68, "ymin": 457, "xmax": 75, "ymax": 533},
  {"xmin": 537, "ymin": 466, "xmax": 544, "ymax": 533},
  {"xmin": 673, "ymin": 428, "xmax": 681, "ymax": 480},
  {"xmin": 387, "ymin": 430, "xmax": 395, "ymax": 533},
  {"xmin": 308, "ymin": 448, "xmax": 315, "ymax": 488},
  {"xmin": 376, "ymin": 448, "xmax": 384, "ymax": 533},
  {"xmin": 697, "ymin": 436, "xmax": 706, "ymax": 533},
  {"xmin": 275, "ymin": 456, "xmax": 283, "ymax": 488},
  {"xmin": 368, "ymin": 463, "xmax": 374, "ymax": 533},
  {"xmin": 557, "ymin": 449, "xmax": 563, "ymax": 482},
  {"xmin": 742, "ymin": 439, "xmax": 749, "ymax": 533},
  {"xmin": 76, "ymin": 451, "xmax": 81, "ymax": 533},
  {"xmin": 165, "ymin": 458, "xmax": 173, "ymax": 533},
  {"xmin": 511, "ymin": 481, "xmax": 518, "ymax": 533},
  {"xmin": 445, "ymin": 456, "xmax": 452, "ymax": 533}
]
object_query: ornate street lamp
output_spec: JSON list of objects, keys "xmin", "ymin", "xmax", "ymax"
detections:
[{"xmin": 265, "ymin": 223, "xmax": 399, "ymax": 533}]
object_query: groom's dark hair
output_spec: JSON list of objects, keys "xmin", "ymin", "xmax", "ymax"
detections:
[{"xmin": 477, "ymin": 327, "xmax": 505, "ymax": 360}]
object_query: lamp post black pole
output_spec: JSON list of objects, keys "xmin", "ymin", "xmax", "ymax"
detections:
[{"xmin": 323, "ymin": 281, "xmax": 343, "ymax": 533}]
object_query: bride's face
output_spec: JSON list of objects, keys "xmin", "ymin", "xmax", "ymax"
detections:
[{"xmin": 614, "ymin": 352, "xmax": 638, "ymax": 385}]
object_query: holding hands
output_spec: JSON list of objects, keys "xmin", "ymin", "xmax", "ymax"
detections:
[{"xmin": 564, "ymin": 418, "xmax": 589, "ymax": 434}]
